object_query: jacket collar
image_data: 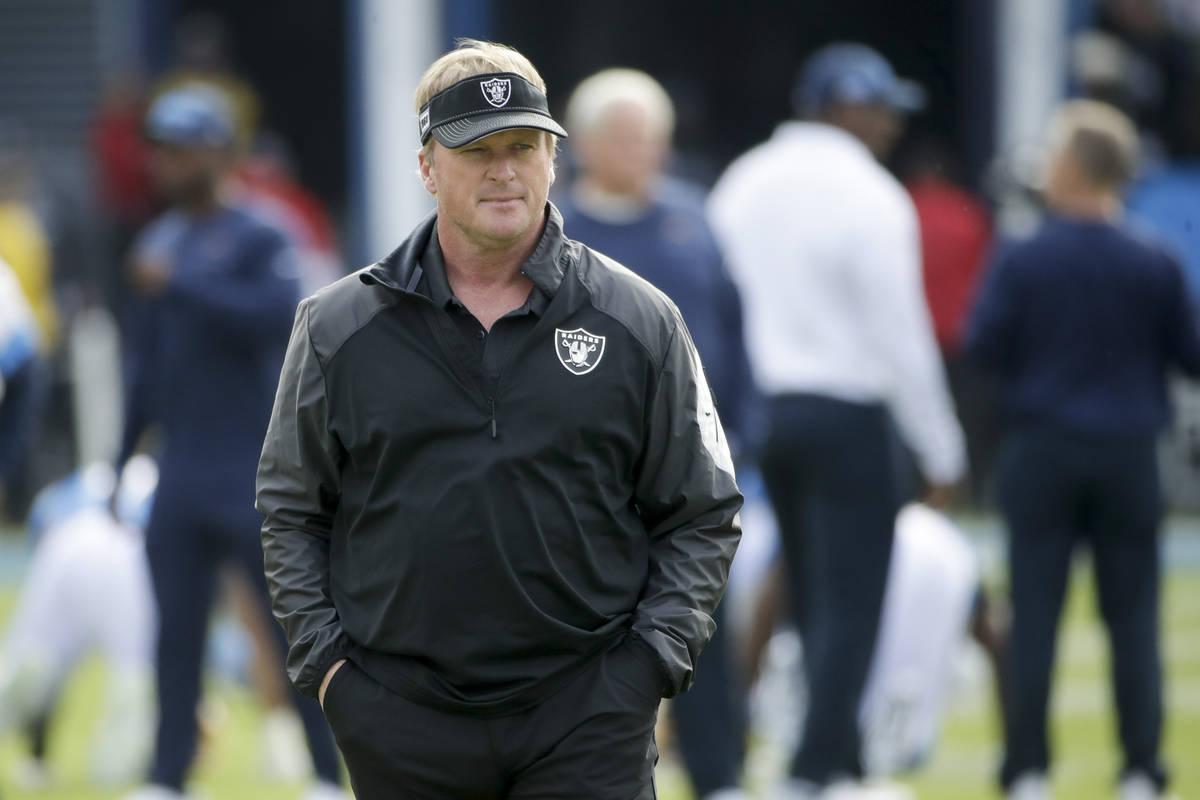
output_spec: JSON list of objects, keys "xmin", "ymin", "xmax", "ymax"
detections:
[{"xmin": 360, "ymin": 203, "xmax": 571, "ymax": 298}]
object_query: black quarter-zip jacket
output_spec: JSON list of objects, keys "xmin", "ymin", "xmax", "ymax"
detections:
[{"xmin": 257, "ymin": 204, "xmax": 742, "ymax": 715}]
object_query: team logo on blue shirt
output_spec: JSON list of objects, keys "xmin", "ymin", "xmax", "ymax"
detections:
[
  {"xmin": 480, "ymin": 77, "xmax": 512, "ymax": 108},
  {"xmin": 555, "ymin": 328, "xmax": 605, "ymax": 375}
]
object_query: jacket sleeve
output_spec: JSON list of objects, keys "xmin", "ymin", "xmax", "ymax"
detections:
[
  {"xmin": 631, "ymin": 312, "xmax": 743, "ymax": 697},
  {"xmin": 168, "ymin": 228, "xmax": 300, "ymax": 341},
  {"xmin": 850, "ymin": 193, "xmax": 965, "ymax": 485},
  {"xmin": 256, "ymin": 298, "xmax": 354, "ymax": 697},
  {"xmin": 115, "ymin": 299, "xmax": 162, "ymax": 469}
]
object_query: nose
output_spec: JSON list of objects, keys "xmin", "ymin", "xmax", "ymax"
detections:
[{"xmin": 487, "ymin": 154, "xmax": 516, "ymax": 181}]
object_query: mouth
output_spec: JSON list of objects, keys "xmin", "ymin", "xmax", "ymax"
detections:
[{"xmin": 480, "ymin": 196, "xmax": 523, "ymax": 205}]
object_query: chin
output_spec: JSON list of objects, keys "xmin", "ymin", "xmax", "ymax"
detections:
[{"xmin": 480, "ymin": 211, "xmax": 533, "ymax": 238}]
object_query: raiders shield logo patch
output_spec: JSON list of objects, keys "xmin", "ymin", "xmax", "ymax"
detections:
[
  {"xmin": 480, "ymin": 77, "xmax": 512, "ymax": 108},
  {"xmin": 555, "ymin": 328, "xmax": 605, "ymax": 375}
]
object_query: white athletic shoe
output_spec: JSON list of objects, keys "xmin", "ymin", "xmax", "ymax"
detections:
[
  {"xmin": 771, "ymin": 778, "xmax": 822, "ymax": 800},
  {"xmin": 11, "ymin": 756, "xmax": 52, "ymax": 792},
  {"xmin": 704, "ymin": 789, "xmax": 753, "ymax": 800},
  {"xmin": 821, "ymin": 779, "xmax": 916, "ymax": 799},
  {"xmin": 1118, "ymin": 772, "xmax": 1177, "ymax": 800},
  {"xmin": 302, "ymin": 781, "xmax": 350, "ymax": 800},
  {"xmin": 120, "ymin": 786, "xmax": 192, "ymax": 800},
  {"xmin": 1008, "ymin": 772, "xmax": 1051, "ymax": 800}
]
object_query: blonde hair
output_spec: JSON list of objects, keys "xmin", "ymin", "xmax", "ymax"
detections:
[
  {"xmin": 415, "ymin": 39, "xmax": 554, "ymax": 161},
  {"xmin": 1047, "ymin": 99, "xmax": 1139, "ymax": 189},
  {"xmin": 565, "ymin": 68, "xmax": 676, "ymax": 140}
]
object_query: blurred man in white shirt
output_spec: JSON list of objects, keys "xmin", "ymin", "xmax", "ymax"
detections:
[{"xmin": 709, "ymin": 42, "xmax": 965, "ymax": 800}]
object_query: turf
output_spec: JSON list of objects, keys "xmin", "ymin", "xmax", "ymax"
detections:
[{"xmin": 0, "ymin": 565, "xmax": 1196, "ymax": 799}]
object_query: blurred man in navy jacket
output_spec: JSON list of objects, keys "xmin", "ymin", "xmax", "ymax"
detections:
[
  {"xmin": 967, "ymin": 99, "xmax": 1200, "ymax": 800},
  {"xmin": 558, "ymin": 68, "xmax": 755, "ymax": 800},
  {"xmin": 117, "ymin": 87, "xmax": 343, "ymax": 800}
]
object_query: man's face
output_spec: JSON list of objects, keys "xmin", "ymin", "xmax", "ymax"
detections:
[
  {"xmin": 861, "ymin": 104, "xmax": 904, "ymax": 159},
  {"xmin": 577, "ymin": 102, "xmax": 668, "ymax": 199},
  {"xmin": 829, "ymin": 102, "xmax": 905, "ymax": 160},
  {"xmin": 147, "ymin": 141, "xmax": 227, "ymax": 205},
  {"xmin": 420, "ymin": 127, "xmax": 555, "ymax": 252}
]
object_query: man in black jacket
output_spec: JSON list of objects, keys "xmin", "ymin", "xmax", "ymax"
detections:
[{"xmin": 256, "ymin": 39, "xmax": 742, "ymax": 800}]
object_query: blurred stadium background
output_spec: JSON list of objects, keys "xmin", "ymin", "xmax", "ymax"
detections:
[{"xmin": 1, "ymin": 0, "xmax": 1199, "ymax": 798}]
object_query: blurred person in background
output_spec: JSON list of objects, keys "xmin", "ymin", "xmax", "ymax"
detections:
[
  {"xmin": 92, "ymin": 71, "xmax": 326, "ymax": 781},
  {"xmin": 900, "ymin": 139, "xmax": 998, "ymax": 501},
  {"xmin": 558, "ymin": 67, "xmax": 754, "ymax": 800},
  {"xmin": 1092, "ymin": 0, "xmax": 1200, "ymax": 162},
  {"xmin": 0, "ymin": 124, "xmax": 59, "ymax": 350},
  {"xmin": 0, "ymin": 457, "xmax": 158, "ymax": 789},
  {"xmin": 709, "ymin": 43, "xmax": 965, "ymax": 800},
  {"xmin": 0, "ymin": 124, "xmax": 58, "ymax": 518},
  {"xmin": 116, "ymin": 86, "xmax": 343, "ymax": 800},
  {"xmin": 0, "ymin": 256, "xmax": 40, "ymax": 523},
  {"xmin": 856, "ymin": 501, "xmax": 986, "ymax": 777},
  {"xmin": 966, "ymin": 99, "xmax": 1199, "ymax": 800},
  {"xmin": 902, "ymin": 139, "xmax": 992, "ymax": 360},
  {"xmin": 736, "ymin": 505, "xmax": 1008, "ymax": 791}
]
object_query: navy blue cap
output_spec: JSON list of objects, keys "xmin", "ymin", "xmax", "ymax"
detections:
[
  {"xmin": 794, "ymin": 43, "xmax": 927, "ymax": 115},
  {"xmin": 144, "ymin": 86, "xmax": 235, "ymax": 147}
]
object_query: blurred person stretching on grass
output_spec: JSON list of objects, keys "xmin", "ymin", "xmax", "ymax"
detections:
[
  {"xmin": 257, "ymin": 39, "xmax": 741, "ymax": 800},
  {"xmin": 708, "ymin": 43, "xmax": 965, "ymax": 800},
  {"xmin": 117, "ymin": 86, "xmax": 343, "ymax": 800},
  {"xmin": 966, "ymin": 99, "xmax": 1200, "ymax": 800},
  {"xmin": 0, "ymin": 457, "xmax": 157, "ymax": 789}
]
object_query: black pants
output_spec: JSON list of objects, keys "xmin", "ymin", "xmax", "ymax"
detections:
[
  {"xmin": 759, "ymin": 394, "xmax": 898, "ymax": 785},
  {"xmin": 324, "ymin": 635, "xmax": 661, "ymax": 799},
  {"xmin": 998, "ymin": 429, "xmax": 1167, "ymax": 790},
  {"xmin": 144, "ymin": 488, "xmax": 342, "ymax": 790}
]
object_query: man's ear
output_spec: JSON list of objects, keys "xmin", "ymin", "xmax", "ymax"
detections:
[{"xmin": 419, "ymin": 151, "xmax": 437, "ymax": 195}]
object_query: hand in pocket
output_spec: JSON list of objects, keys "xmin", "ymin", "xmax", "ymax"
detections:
[{"xmin": 319, "ymin": 658, "xmax": 349, "ymax": 711}]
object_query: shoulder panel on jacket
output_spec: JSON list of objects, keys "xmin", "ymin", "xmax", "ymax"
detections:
[{"xmin": 302, "ymin": 265, "xmax": 399, "ymax": 364}]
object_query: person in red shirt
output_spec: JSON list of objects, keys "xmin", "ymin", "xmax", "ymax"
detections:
[
  {"xmin": 902, "ymin": 139, "xmax": 998, "ymax": 502},
  {"xmin": 903, "ymin": 140, "xmax": 991, "ymax": 356}
]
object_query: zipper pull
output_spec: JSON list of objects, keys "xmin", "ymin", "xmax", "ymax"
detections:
[{"xmin": 490, "ymin": 397, "xmax": 498, "ymax": 439}]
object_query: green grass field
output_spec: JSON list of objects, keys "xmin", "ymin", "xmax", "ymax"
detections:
[{"xmin": 0, "ymin": 563, "xmax": 1196, "ymax": 799}]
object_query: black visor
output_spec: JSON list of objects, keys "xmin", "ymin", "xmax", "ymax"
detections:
[{"xmin": 418, "ymin": 72, "xmax": 568, "ymax": 148}]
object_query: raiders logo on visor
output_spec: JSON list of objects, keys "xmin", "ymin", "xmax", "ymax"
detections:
[{"xmin": 480, "ymin": 77, "xmax": 512, "ymax": 107}]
